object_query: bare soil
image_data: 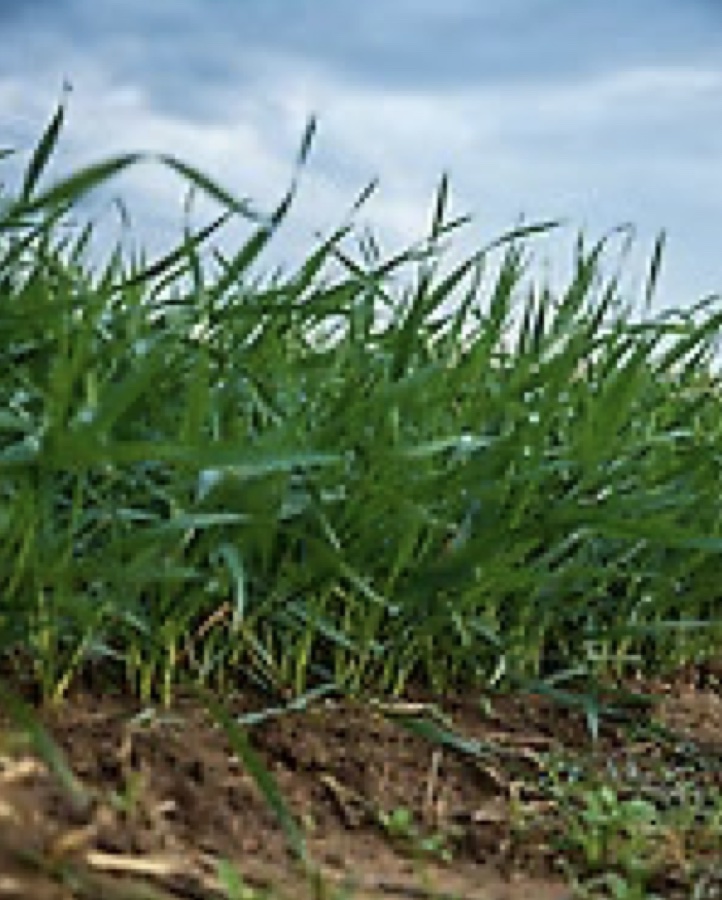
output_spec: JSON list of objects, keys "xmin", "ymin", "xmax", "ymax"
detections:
[{"xmin": 0, "ymin": 666, "xmax": 720, "ymax": 900}]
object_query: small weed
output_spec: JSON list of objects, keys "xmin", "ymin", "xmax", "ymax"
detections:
[
  {"xmin": 543, "ymin": 746, "xmax": 722, "ymax": 898},
  {"xmin": 572, "ymin": 870, "xmax": 664, "ymax": 900},
  {"xmin": 378, "ymin": 806, "xmax": 453, "ymax": 863},
  {"xmin": 569, "ymin": 786, "xmax": 660, "ymax": 874}
]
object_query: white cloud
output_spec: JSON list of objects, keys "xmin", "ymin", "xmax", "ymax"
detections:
[{"xmin": 1, "ymin": 2, "xmax": 720, "ymax": 309}]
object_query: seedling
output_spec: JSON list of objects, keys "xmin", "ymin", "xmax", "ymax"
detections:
[{"xmin": 378, "ymin": 806, "xmax": 453, "ymax": 863}]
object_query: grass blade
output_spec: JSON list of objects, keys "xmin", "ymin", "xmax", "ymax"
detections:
[
  {"xmin": 0, "ymin": 684, "xmax": 91, "ymax": 814},
  {"xmin": 20, "ymin": 92, "xmax": 68, "ymax": 203},
  {"xmin": 196, "ymin": 687, "xmax": 308, "ymax": 863}
]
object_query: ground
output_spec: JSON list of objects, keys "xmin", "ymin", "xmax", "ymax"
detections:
[{"xmin": 0, "ymin": 666, "xmax": 720, "ymax": 900}]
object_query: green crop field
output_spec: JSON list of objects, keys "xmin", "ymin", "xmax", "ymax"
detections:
[{"xmin": 1, "ymin": 103, "xmax": 720, "ymax": 900}]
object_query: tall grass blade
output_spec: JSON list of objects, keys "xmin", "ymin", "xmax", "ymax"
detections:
[
  {"xmin": 197, "ymin": 687, "xmax": 308, "ymax": 863},
  {"xmin": 20, "ymin": 95, "xmax": 67, "ymax": 203},
  {"xmin": 12, "ymin": 154, "xmax": 144, "ymax": 217},
  {"xmin": 0, "ymin": 684, "xmax": 91, "ymax": 813},
  {"xmin": 159, "ymin": 155, "xmax": 263, "ymax": 222},
  {"xmin": 644, "ymin": 230, "xmax": 666, "ymax": 313}
]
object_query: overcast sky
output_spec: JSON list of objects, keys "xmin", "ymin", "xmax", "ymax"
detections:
[{"xmin": 1, "ymin": 0, "xmax": 720, "ymax": 311}]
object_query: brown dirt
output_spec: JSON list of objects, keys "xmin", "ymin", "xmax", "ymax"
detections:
[{"xmin": 0, "ymin": 668, "xmax": 720, "ymax": 900}]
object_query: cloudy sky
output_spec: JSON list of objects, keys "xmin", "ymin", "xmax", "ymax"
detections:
[{"xmin": 1, "ymin": 0, "xmax": 720, "ymax": 310}]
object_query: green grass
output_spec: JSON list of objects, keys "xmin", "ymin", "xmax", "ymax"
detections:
[{"xmin": 1, "ymin": 100, "xmax": 721, "ymax": 708}]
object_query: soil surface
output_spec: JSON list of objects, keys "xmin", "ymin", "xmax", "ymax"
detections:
[{"xmin": 0, "ymin": 666, "xmax": 720, "ymax": 900}]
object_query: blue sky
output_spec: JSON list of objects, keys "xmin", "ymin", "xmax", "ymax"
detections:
[{"xmin": 1, "ymin": 0, "xmax": 720, "ymax": 310}]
